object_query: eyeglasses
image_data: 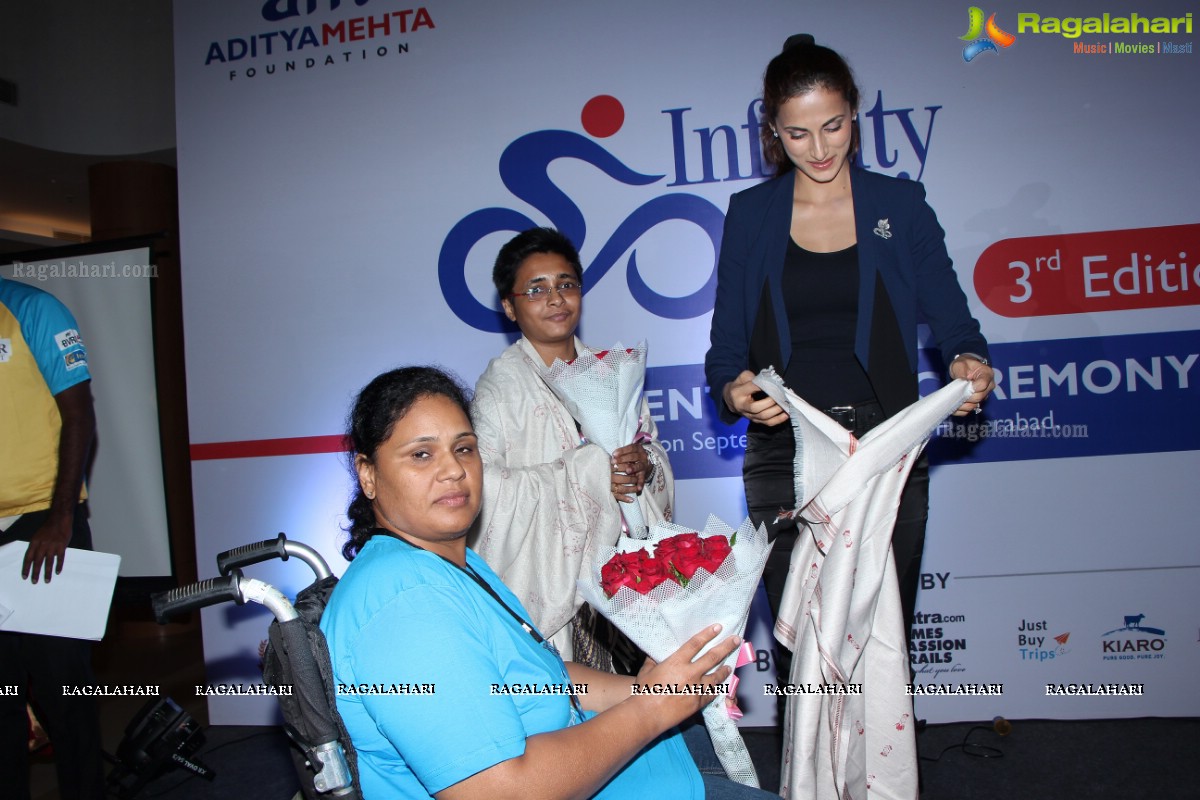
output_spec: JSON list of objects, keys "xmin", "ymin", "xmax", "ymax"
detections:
[{"xmin": 509, "ymin": 280, "xmax": 581, "ymax": 303}]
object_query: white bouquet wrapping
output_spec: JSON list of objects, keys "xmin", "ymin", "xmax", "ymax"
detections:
[
  {"xmin": 541, "ymin": 341, "xmax": 649, "ymax": 537},
  {"xmin": 576, "ymin": 516, "xmax": 773, "ymax": 787}
]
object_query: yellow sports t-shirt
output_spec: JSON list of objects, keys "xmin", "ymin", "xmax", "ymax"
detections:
[{"xmin": 0, "ymin": 276, "xmax": 91, "ymax": 516}]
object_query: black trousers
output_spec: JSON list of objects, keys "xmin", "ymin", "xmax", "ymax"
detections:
[
  {"xmin": 0, "ymin": 505, "xmax": 106, "ymax": 800},
  {"xmin": 744, "ymin": 424, "xmax": 928, "ymax": 686}
]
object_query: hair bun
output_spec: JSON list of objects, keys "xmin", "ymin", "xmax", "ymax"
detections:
[{"xmin": 782, "ymin": 33, "xmax": 816, "ymax": 51}]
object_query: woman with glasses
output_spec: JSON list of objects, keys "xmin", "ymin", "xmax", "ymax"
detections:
[{"xmin": 469, "ymin": 227, "xmax": 674, "ymax": 672}]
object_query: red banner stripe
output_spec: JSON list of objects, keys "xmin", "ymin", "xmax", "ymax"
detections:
[{"xmin": 190, "ymin": 434, "xmax": 350, "ymax": 461}]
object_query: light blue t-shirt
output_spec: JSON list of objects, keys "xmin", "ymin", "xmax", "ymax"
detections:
[
  {"xmin": 320, "ymin": 535, "xmax": 702, "ymax": 799},
  {"xmin": 0, "ymin": 275, "xmax": 91, "ymax": 393}
]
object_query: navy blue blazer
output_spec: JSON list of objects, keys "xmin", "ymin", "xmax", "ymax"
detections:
[{"xmin": 705, "ymin": 167, "xmax": 989, "ymax": 423}]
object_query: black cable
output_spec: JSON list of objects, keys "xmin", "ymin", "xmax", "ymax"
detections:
[{"xmin": 919, "ymin": 724, "xmax": 1005, "ymax": 763}]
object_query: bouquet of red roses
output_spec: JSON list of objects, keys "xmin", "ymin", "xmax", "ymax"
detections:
[
  {"xmin": 578, "ymin": 517, "xmax": 771, "ymax": 787},
  {"xmin": 599, "ymin": 532, "xmax": 732, "ymax": 597},
  {"xmin": 541, "ymin": 341, "xmax": 649, "ymax": 536}
]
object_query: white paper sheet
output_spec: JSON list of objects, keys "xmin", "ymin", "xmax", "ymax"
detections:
[{"xmin": 0, "ymin": 543, "xmax": 121, "ymax": 640}]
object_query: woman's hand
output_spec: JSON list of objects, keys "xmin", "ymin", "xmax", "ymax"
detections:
[
  {"xmin": 610, "ymin": 442, "xmax": 650, "ymax": 503},
  {"xmin": 949, "ymin": 356, "xmax": 996, "ymax": 416},
  {"xmin": 722, "ymin": 370, "xmax": 788, "ymax": 426},
  {"xmin": 632, "ymin": 624, "xmax": 740, "ymax": 726},
  {"xmin": 439, "ymin": 625, "xmax": 740, "ymax": 800}
]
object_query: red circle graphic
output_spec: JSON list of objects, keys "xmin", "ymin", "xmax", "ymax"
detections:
[{"xmin": 581, "ymin": 95, "xmax": 624, "ymax": 138}]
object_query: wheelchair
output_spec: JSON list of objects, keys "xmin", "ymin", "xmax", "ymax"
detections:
[{"xmin": 151, "ymin": 534, "xmax": 359, "ymax": 798}]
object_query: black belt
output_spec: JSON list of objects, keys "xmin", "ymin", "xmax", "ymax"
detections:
[{"xmin": 823, "ymin": 400, "xmax": 885, "ymax": 436}]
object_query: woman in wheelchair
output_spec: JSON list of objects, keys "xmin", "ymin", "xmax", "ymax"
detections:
[{"xmin": 320, "ymin": 367, "xmax": 772, "ymax": 799}]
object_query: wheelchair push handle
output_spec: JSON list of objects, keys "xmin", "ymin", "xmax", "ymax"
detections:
[
  {"xmin": 218, "ymin": 533, "xmax": 333, "ymax": 581},
  {"xmin": 217, "ymin": 533, "xmax": 289, "ymax": 575},
  {"xmin": 152, "ymin": 572, "xmax": 246, "ymax": 623}
]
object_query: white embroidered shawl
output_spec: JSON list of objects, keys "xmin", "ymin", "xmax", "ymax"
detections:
[
  {"xmin": 755, "ymin": 370, "xmax": 973, "ymax": 800},
  {"xmin": 469, "ymin": 337, "xmax": 674, "ymax": 659}
]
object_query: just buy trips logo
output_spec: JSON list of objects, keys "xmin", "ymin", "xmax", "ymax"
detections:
[
  {"xmin": 1017, "ymin": 618, "xmax": 1070, "ymax": 662},
  {"xmin": 959, "ymin": 7, "xmax": 1016, "ymax": 62}
]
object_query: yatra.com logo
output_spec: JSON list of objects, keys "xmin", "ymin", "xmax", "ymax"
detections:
[
  {"xmin": 437, "ymin": 94, "xmax": 728, "ymax": 333},
  {"xmin": 960, "ymin": 7, "xmax": 1017, "ymax": 62}
]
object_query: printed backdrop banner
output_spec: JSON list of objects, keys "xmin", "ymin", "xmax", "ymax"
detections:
[{"xmin": 173, "ymin": 0, "xmax": 1199, "ymax": 725}]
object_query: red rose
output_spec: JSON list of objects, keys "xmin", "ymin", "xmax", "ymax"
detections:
[
  {"xmin": 600, "ymin": 550, "xmax": 647, "ymax": 597},
  {"xmin": 698, "ymin": 534, "xmax": 732, "ymax": 574},
  {"xmin": 636, "ymin": 556, "xmax": 669, "ymax": 593},
  {"xmin": 655, "ymin": 533, "xmax": 706, "ymax": 580},
  {"xmin": 654, "ymin": 532, "xmax": 699, "ymax": 564}
]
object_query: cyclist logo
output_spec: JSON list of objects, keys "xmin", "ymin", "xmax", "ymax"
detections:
[
  {"xmin": 438, "ymin": 94, "xmax": 725, "ymax": 333},
  {"xmin": 959, "ymin": 7, "xmax": 1017, "ymax": 62}
]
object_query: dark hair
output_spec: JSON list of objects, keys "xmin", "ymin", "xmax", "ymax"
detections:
[
  {"xmin": 341, "ymin": 366, "xmax": 471, "ymax": 561},
  {"xmin": 492, "ymin": 227, "xmax": 583, "ymax": 299},
  {"xmin": 760, "ymin": 35, "xmax": 861, "ymax": 175}
]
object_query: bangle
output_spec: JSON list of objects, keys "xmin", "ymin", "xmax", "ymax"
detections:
[{"xmin": 950, "ymin": 352, "xmax": 989, "ymax": 377}]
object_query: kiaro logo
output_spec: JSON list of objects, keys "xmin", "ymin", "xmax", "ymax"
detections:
[
  {"xmin": 1101, "ymin": 613, "xmax": 1166, "ymax": 661},
  {"xmin": 1105, "ymin": 613, "xmax": 1164, "ymax": 636},
  {"xmin": 960, "ymin": 7, "xmax": 1017, "ymax": 62}
]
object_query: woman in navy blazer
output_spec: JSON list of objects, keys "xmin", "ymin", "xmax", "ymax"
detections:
[{"xmin": 704, "ymin": 36, "xmax": 995, "ymax": 667}]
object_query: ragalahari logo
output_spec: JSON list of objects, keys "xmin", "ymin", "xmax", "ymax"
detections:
[{"xmin": 960, "ymin": 7, "xmax": 1017, "ymax": 61}]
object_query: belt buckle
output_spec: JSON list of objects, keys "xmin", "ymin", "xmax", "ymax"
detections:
[{"xmin": 827, "ymin": 405, "xmax": 856, "ymax": 430}]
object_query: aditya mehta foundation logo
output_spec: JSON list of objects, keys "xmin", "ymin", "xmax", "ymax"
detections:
[
  {"xmin": 201, "ymin": 2, "xmax": 438, "ymax": 82},
  {"xmin": 959, "ymin": 7, "xmax": 1016, "ymax": 62}
]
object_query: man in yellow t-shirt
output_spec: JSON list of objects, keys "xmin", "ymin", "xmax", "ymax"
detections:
[{"xmin": 0, "ymin": 274, "xmax": 104, "ymax": 800}]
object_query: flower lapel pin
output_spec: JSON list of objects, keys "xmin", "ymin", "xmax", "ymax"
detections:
[{"xmin": 873, "ymin": 219, "xmax": 892, "ymax": 240}]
